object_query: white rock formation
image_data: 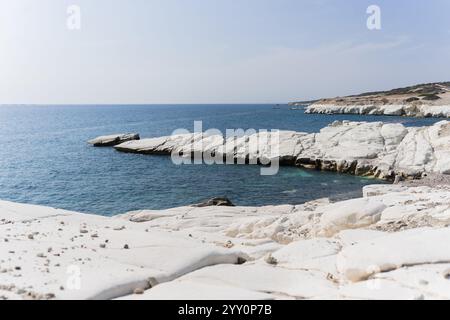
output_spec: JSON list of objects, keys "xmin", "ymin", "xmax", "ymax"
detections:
[
  {"xmin": 2, "ymin": 183, "xmax": 450, "ymax": 300},
  {"xmin": 88, "ymin": 133, "xmax": 140, "ymax": 147},
  {"xmin": 113, "ymin": 121, "xmax": 450, "ymax": 179},
  {"xmin": 0, "ymin": 201, "xmax": 246, "ymax": 300},
  {"xmin": 305, "ymin": 104, "xmax": 450, "ymax": 118}
]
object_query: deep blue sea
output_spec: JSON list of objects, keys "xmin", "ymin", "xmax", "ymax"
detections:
[{"xmin": 0, "ymin": 105, "xmax": 441, "ymax": 215}]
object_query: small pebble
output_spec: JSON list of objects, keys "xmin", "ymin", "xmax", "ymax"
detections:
[
  {"xmin": 264, "ymin": 254, "xmax": 278, "ymax": 265},
  {"xmin": 444, "ymin": 270, "xmax": 450, "ymax": 280},
  {"xmin": 134, "ymin": 288, "xmax": 145, "ymax": 295},
  {"xmin": 45, "ymin": 293, "xmax": 56, "ymax": 300}
]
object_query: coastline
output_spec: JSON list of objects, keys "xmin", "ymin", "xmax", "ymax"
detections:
[
  {"xmin": 113, "ymin": 120, "xmax": 450, "ymax": 180},
  {"xmin": 1, "ymin": 120, "xmax": 450, "ymax": 300},
  {"xmin": 298, "ymin": 81, "xmax": 450, "ymax": 118},
  {"xmin": 2, "ymin": 0, "xmax": 449, "ymax": 303},
  {"xmin": 1, "ymin": 182, "xmax": 450, "ymax": 300},
  {"xmin": 305, "ymin": 104, "xmax": 450, "ymax": 118}
]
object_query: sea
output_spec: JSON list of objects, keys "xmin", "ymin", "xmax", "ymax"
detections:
[{"xmin": 0, "ymin": 104, "xmax": 441, "ymax": 216}]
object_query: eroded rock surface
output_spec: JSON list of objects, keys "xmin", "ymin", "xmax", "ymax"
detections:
[
  {"xmin": 112, "ymin": 121, "xmax": 450, "ymax": 179},
  {"xmin": 2, "ymin": 183, "xmax": 449, "ymax": 300},
  {"xmin": 306, "ymin": 104, "xmax": 450, "ymax": 118},
  {"xmin": 303, "ymin": 82, "xmax": 450, "ymax": 118}
]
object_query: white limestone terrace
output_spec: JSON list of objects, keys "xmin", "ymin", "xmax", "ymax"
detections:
[
  {"xmin": 301, "ymin": 81, "xmax": 450, "ymax": 118},
  {"xmin": 110, "ymin": 120, "xmax": 450, "ymax": 180},
  {"xmin": 2, "ymin": 183, "xmax": 450, "ymax": 300},
  {"xmin": 305, "ymin": 104, "xmax": 450, "ymax": 118}
]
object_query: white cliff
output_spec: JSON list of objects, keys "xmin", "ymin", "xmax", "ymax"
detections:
[
  {"xmin": 305, "ymin": 104, "xmax": 450, "ymax": 118},
  {"xmin": 300, "ymin": 81, "xmax": 450, "ymax": 118}
]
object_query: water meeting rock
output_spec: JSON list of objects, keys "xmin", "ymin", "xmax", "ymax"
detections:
[
  {"xmin": 88, "ymin": 133, "xmax": 140, "ymax": 147},
  {"xmin": 112, "ymin": 121, "xmax": 450, "ymax": 180},
  {"xmin": 2, "ymin": 183, "xmax": 450, "ymax": 299}
]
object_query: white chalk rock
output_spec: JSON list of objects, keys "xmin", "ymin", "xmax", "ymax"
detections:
[
  {"xmin": 111, "ymin": 121, "xmax": 450, "ymax": 179},
  {"xmin": 270, "ymin": 238, "xmax": 341, "ymax": 275},
  {"xmin": 336, "ymin": 227, "xmax": 450, "ymax": 282},
  {"xmin": 120, "ymin": 280, "xmax": 275, "ymax": 300},
  {"xmin": 316, "ymin": 198, "xmax": 386, "ymax": 237},
  {"xmin": 88, "ymin": 133, "xmax": 139, "ymax": 147},
  {"xmin": 306, "ymin": 104, "xmax": 450, "ymax": 118},
  {"xmin": 131, "ymin": 262, "xmax": 337, "ymax": 300},
  {"xmin": 0, "ymin": 201, "xmax": 246, "ymax": 300}
]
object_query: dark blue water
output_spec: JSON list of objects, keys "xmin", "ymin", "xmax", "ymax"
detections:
[{"xmin": 0, "ymin": 105, "xmax": 440, "ymax": 215}]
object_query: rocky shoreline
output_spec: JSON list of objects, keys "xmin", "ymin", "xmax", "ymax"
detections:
[
  {"xmin": 298, "ymin": 82, "xmax": 450, "ymax": 118},
  {"xmin": 111, "ymin": 120, "xmax": 450, "ymax": 180},
  {"xmin": 305, "ymin": 104, "xmax": 450, "ymax": 118},
  {"xmin": 1, "ymin": 120, "xmax": 449, "ymax": 300},
  {"xmin": 1, "ymin": 182, "xmax": 450, "ymax": 300}
]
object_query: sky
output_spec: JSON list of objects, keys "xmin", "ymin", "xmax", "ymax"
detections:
[{"xmin": 0, "ymin": 0, "xmax": 449, "ymax": 104}]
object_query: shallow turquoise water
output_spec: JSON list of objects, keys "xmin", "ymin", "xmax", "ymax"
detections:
[{"xmin": 0, "ymin": 104, "xmax": 440, "ymax": 215}]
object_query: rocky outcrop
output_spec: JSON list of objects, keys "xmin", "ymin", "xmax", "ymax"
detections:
[
  {"xmin": 0, "ymin": 200, "xmax": 246, "ymax": 300},
  {"xmin": 112, "ymin": 121, "xmax": 450, "ymax": 180},
  {"xmin": 305, "ymin": 104, "xmax": 450, "ymax": 118},
  {"xmin": 193, "ymin": 197, "xmax": 235, "ymax": 208},
  {"xmin": 2, "ymin": 183, "xmax": 449, "ymax": 300},
  {"xmin": 88, "ymin": 133, "xmax": 140, "ymax": 147},
  {"xmin": 118, "ymin": 183, "xmax": 450, "ymax": 300},
  {"xmin": 302, "ymin": 82, "xmax": 450, "ymax": 118}
]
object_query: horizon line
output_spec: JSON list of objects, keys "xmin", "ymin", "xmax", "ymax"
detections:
[{"xmin": 0, "ymin": 102, "xmax": 297, "ymax": 106}]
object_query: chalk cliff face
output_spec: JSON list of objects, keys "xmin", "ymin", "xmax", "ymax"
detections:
[
  {"xmin": 111, "ymin": 121, "xmax": 450, "ymax": 179},
  {"xmin": 306, "ymin": 104, "xmax": 450, "ymax": 118},
  {"xmin": 2, "ymin": 183, "xmax": 450, "ymax": 300},
  {"xmin": 301, "ymin": 82, "xmax": 450, "ymax": 118}
]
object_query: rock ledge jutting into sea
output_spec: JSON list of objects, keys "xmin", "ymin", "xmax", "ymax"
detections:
[
  {"xmin": 88, "ymin": 133, "xmax": 140, "ymax": 147},
  {"xmin": 1, "ymin": 183, "xmax": 450, "ymax": 300},
  {"xmin": 112, "ymin": 121, "xmax": 450, "ymax": 180}
]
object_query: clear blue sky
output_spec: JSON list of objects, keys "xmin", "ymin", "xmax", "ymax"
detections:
[{"xmin": 0, "ymin": 0, "xmax": 449, "ymax": 104}]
